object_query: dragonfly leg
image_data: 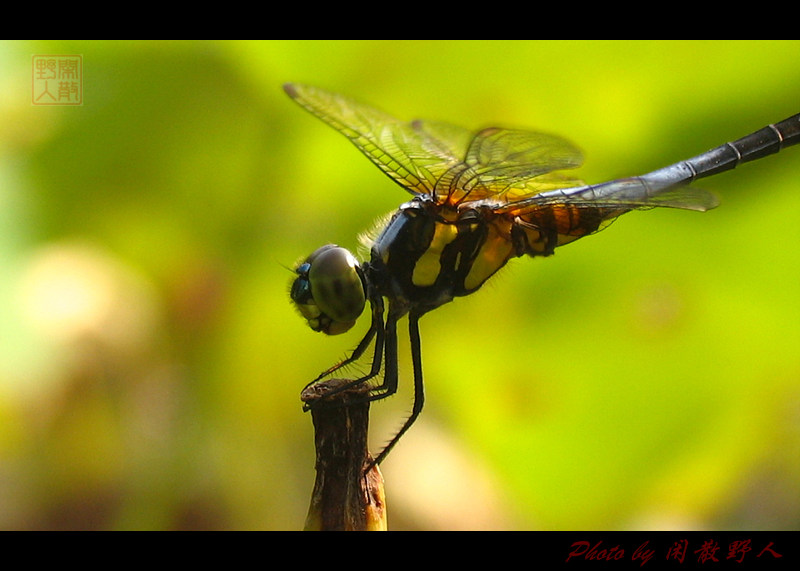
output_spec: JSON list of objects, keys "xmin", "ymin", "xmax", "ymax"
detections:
[
  {"xmin": 312, "ymin": 304, "xmax": 405, "ymax": 410},
  {"xmin": 358, "ymin": 306, "xmax": 400, "ymax": 402},
  {"xmin": 512, "ymin": 216, "xmax": 558, "ymax": 257},
  {"xmin": 370, "ymin": 310, "xmax": 425, "ymax": 466},
  {"xmin": 302, "ymin": 294, "xmax": 386, "ymax": 410}
]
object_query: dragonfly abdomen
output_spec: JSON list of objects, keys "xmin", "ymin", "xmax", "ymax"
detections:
[
  {"xmin": 639, "ymin": 114, "xmax": 800, "ymax": 189},
  {"xmin": 514, "ymin": 203, "xmax": 628, "ymax": 255}
]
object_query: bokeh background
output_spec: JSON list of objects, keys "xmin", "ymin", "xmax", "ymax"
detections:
[{"xmin": 0, "ymin": 40, "xmax": 798, "ymax": 531}]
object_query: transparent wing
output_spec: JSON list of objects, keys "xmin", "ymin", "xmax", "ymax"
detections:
[
  {"xmin": 285, "ymin": 84, "xmax": 710, "ymax": 214},
  {"xmin": 285, "ymin": 84, "xmax": 467, "ymax": 196},
  {"xmin": 285, "ymin": 84, "xmax": 587, "ymax": 205},
  {"xmin": 489, "ymin": 175, "xmax": 720, "ymax": 216},
  {"xmin": 434, "ymin": 127, "xmax": 585, "ymax": 205}
]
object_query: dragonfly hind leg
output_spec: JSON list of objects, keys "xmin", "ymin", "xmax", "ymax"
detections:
[{"xmin": 370, "ymin": 311, "xmax": 426, "ymax": 466}]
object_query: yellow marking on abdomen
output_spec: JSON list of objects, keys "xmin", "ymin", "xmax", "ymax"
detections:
[{"xmin": 464, "ymin": 229, "xmax": 513, "ymax": 291}]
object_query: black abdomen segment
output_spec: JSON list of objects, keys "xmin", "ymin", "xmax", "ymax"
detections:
[{"xmin": 642, "ymin": 113, "xmax": 800, "ymax": 188}]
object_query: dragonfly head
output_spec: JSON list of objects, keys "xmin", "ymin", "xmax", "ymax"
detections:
[{"xmin": 290, "ymin": 244, "xmax": 366, "ymax": 335}]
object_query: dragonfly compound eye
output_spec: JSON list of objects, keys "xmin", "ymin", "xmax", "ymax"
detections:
[{"xmin": 291, "ymin": 245, "xmax": 365, "ymax": 335}]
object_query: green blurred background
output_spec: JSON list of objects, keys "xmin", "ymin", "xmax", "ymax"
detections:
[{"xmin": 0, "ymin": 40, "xmax": 798, "ymax": 530}]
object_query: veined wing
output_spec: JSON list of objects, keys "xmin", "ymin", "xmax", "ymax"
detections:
[
  {"xmin": 437, "ymin": 127, "xmax": 585, "ymax": 205},
  {"xmin": 285, "ymin": 84, "xmax": 587, "ymax": 204},
  {"xmin": 486, "ymin": 173, "xmax": 720, "ymax": 216},
  {"xmin": 284, "ymin": 84, "xmax": 469, "ymax": 196},
  {"xmin": 486, "ymin": 112, "xmax": 800, "ymax": 215}
]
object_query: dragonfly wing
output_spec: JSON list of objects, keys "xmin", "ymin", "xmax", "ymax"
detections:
[
  {"xmin": 492, "ymin": 176, "xmax": 720, "ymax": 215},
  {"xmin": 410, "ymin": 119, "xmax": 474, "ymax": 160},
  {"xmin": 285, "ymin": 84, "xmax": 468, "ymax": 197},
  {"xmin": 438, "ymin": 127, "xmax": 585, "ymax": 204},
  {"xmin": 467, "ymin": 128, "xmax": 584, "ymax": 177}
]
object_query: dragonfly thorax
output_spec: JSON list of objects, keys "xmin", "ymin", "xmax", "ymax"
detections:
[
  {"xmin": 367, "ymin": 198, "xmax": 518, "ymax": 313},
  {"xmin": 290, "ymin": 244, "xmax": 366, "ymax": 335}
]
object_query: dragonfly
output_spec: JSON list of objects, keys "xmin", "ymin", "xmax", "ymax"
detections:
[{"xmin": 286, "ymin": 83, "xmax": 799, "ymax": 466}]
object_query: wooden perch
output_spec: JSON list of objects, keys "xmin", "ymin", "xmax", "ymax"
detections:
[{"xmin": 301, "ymin": 378, "xmax": 387, "ymax": 531}]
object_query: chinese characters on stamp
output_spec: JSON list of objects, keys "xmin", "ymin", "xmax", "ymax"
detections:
[{"xmin": 32, "ymin": 55, "xmax": 82, "ymax": 106}]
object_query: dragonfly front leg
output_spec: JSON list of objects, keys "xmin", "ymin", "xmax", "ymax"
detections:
[{"xmin": 302, "ymin": 293, "xmax": 386, "ymax": 410}]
